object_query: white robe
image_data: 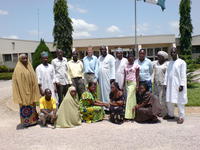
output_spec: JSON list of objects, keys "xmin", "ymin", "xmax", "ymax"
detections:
[
  {"xmin": 98, "ymin": 54, "xmax": 115, "ymax": 103},
  {"xmin": 115, "ymin": 57, "xmax": 128, "ymax": 90},
  {"xmin": 164, "ymin": 58, "xmax": 187, "ymax": 104},
  {"xmin": 36, "ymin": 64, "xmax": 57, "ymax": 100}
]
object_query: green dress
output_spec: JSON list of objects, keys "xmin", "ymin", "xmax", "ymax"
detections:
[{"xmin": 80, "ymin": 91, "xmax": 105, "ymax": 123}]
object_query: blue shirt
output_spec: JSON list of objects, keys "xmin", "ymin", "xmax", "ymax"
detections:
[
  {"xmin": 134, "ymin": 58, "xmax": 153, "ymax": 81},
  {"xmin": 83, "ymin": 55, "xmax": 98, "ymax": 79}
]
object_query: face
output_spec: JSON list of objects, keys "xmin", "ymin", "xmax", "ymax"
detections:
[
  {"xmin": 42, "ymin": 56, "xmax": 48, "ymax": 64},
  {"xmin": 139, "ymin": 50, "xmax": 146, "ymax": 61},
  {"xmin": 128, "ymin": 56, "xmax": 134, "ymax": 64},
  {"xmin": 100, "ymin": 47, "xmax": 107, "ymax": 57},
  {"xmin": 20, "ymin": 55, "xmax": 28, "ymax": 66},
  {"xmin": 87, "ymin": 47, "xmax": 93, "ymax": 57},
  {"xmin": 57, "ymin": 50, "xmax": 63, "ymax": 59},
  {"xmin": 171, "ymin": 49, "xmax": 177, "ymax": 60},
  {"xmin": 70, "ymin": 90, "xmax": 77, "ymax": 97},
  {"xmin": 111, "ymin": 84, "xmax": 117, "ymax": 92},
  {"xmin": 157, "ymin": 55, "xmax": 165, "ymax": 63},
  {"xmin": 138, "ymin": 85, "xmax": 146, "ymax": 95},
  {"xmin": 72, "ymin": 52, "xmax": 78, "ymax": 61},
  {"xmin": 88, "ymin": 84, "xmax": 96, "ymax": 92},
  {"xmin": 45, "ymin": 89, "xmax": 52, "ymax": 100},
  {"xmin": 116, "ymin": 52, "xmax": 123, "ymax": 60}
]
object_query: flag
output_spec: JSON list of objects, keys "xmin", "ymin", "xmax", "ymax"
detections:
[{"xmin": 144, "ymin": 0, "xmax": 166, "ymax": 11}]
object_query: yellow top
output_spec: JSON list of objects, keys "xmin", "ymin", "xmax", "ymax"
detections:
[
  {"xmin": 68, "ymin": 60, "xmax": 84, "ymax": 79},
  {"xmin": 39, "ymin": 96, "xmax": 57, "ymax": 110}
]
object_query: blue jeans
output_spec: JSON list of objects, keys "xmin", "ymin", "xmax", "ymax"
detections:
[{"xmin": 139, "ymin": 80, "xmax": 152, "ymax": 92}]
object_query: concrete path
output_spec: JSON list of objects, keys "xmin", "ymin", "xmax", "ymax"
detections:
[{"xmin": 0, "ymin": 80, "xmax": 200, "ymax": 150}]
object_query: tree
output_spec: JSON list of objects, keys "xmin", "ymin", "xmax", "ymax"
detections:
[
  {"xmin": 179, "ymin": 0, "xmax": 193, "ymax": 59},
  {"xmin": 32, "ymin": 39, "xmax": 53, "ymax": 69},
  {"xmin": 53, "ymin": 0, "xmax": 73, "ymax": 58}
]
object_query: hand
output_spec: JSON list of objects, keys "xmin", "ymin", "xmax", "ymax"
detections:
[{"xmin": 179, "ymin": 86, "xmax": 183, "ymax": 92}]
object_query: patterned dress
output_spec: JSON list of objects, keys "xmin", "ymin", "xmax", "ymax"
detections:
[
  {"xmin": 80, "ymin": 91, "xmax": 105, "ymax": 123},
  {"xmin": 109, "ymin": 93, "xmax": 125, "ymax": 124}
]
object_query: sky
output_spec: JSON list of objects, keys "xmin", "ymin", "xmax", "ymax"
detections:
[{"xmin": 0, "ymin": 0, "xmax": 199, "ymax": 42}]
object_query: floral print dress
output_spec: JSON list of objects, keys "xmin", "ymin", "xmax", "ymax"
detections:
[{"xmin": 80, "ymin": 91, "xmax": 105, "ymax": 123}]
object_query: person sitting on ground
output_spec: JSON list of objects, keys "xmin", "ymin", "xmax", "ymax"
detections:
[
  {"xmin": 109, "ymin": 82, "xmax": 125, "ymax": 124},
  {"xmin": 56, "ymin": 86, "xmax": 81, "ymax": 128},
  {"xmin": 134, "ymin": 83, "xmax": 161, "ymax": 123},
  {"xmin": 80, "ymin": 82, "xmax": 109, "ymax": 123},
  {"xmin": 39, "ymin": 88, "xmax": 57, "ymax": 126}
]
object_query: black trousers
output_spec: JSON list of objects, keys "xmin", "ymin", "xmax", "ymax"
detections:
[{"xmin": 56, "ymin": 84, "xmax": 69, "ymax": 107}]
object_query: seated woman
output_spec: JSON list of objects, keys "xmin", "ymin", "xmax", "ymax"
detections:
[
  {"xmin": 134, "ymin": 83, "xmax": 162, "ymax": 123},
  {"xmin": 56, "ymin": 86, "xmax": 81, "ymax": 128},
  {"xmin": 80, "ymin": 82, "xmax": 108, "ymax": 123},
  {"xmin": 109, "ymin": 82, "xmax": 125, "ymax": 124}
]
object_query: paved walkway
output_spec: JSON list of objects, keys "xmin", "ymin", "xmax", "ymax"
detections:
[{"xmin": 0, "ymin": 80, "xmax": 200, "ymax": 150}]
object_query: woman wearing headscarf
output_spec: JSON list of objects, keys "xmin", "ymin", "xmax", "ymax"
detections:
[
  {"xmin": 12, "ymin": 54, "xmax": 40, "ymax": 127},
  {"xmin": 56, "ymin": 86, "xmax": 81, "ymax": 128},
  {"xmin": 153, "ymin": 50, "xmax": 168, "ymax": 117}
]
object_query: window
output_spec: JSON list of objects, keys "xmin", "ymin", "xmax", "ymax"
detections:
[
  {"xmin": 3, "ymin": 54, "xmax": 12, "ymax": 62},
  {"xmin": 192, "ymin": 46, "xmax": 200, "ymax": 53},
  {"xmin": 147, "ymin": 48, "xmax": 153, "ymax": 56},
  {"xmin": 12, "ymin": 54, "xmax": 18, "ymax": 62},
  {"xmin": 162, "ymin": 47, "xmax": 168, "ymax": 52}
]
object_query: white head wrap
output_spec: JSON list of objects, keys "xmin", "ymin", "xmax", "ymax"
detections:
[{"xmin": 157, "ymin": 51, "xmax": 168, "ymax": 60}]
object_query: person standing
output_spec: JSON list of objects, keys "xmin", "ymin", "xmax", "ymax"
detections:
[
  {"xmin": 12, "ymin": 54, "xmax": 40, "ymax": 127},
  {"xmin": 134, "ymin": 49, "xmax": 153, "ymax": 92},
  {"xmin": 153, "ymin": 51, "xmax": 168, "ymax": 117},
  {"xmin": 83, "ymin": 46, "xmax": 98, "ymax": 85},
  {"xmin": 36, "ymin": 51, "xmax": 57, "ymax": 100},
  {"xmin": 115, "ymin": 48, "xmax": 128, "ymax": 90},
  {"xmin": 98, "ymin": 46, "xmax": 115, "ymax": 103},
  {"xmin": 124, "ymin": 53, "xmax": 139, "ymax": 120},
  {"xmin": 52, "ymin": 49, "xmax": 72, "ymax": 106},
  {"xmin": 68, "ymin": 51, "xmax": 85, "ymax": 98},
  {"xmin": 163, "ymin": 48, "xmax": 188, "ymax": 124}
]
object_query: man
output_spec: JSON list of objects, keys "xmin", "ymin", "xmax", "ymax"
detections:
[
  {"xmin": 98, "ymin": 46, "xmax": 115, "ymax": 103},
  {"xmin": 51, "ymin": 49, "xmax": 71, "ymax": 106},
  {"xmin": 163, "ymin": 48, "xmax": 187, "ymax": 124},
  {"xmin": 115, "ymin": 48, "xmax": 128, "ymax": 90},
  {"xmin": 83, "ymin": 46, "xmax": 98, "ymax": 85},
  {"xmin": 134, "ymin": 49, "xmax": 153, "ymax": 92},
  {"xmin": 36, "ymin": 51, "xmax": 57, "ymax": 100},
  {"xmin": 68, "ymin": 51, "xmax": 85, "ymax": 98},
  {"xmin": 39, "ymin": 88, "xmax": 57, "ymax": 126}
]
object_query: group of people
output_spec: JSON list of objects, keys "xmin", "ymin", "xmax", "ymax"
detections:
[{"xmin": 12, "ymin": 45, "xmax": 187, "ymax": 128}]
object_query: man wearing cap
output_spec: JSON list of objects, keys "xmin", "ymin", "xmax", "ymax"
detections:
[
  {"xmin": 98, "ymin": 46, "xmax": 115, "ymax": 103},
  {"xmin": 83, "ymin": 46, "xmax": 98, "ymax": 85},
  {"xmin": 115, "ymin": 48, "xmax": 128, "ymax": 90},
  {"xmin": 36, "ymin": 51, "xmax": 57, "ymax": 100},
  {"xmin": 51, "ymin": 49, "xmax": 72, "ymax": 107}
]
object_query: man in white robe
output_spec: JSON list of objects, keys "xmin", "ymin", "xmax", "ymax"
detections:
[
  {"xmin": 36, "ymin": 51, "xmax": 57, "ymax": 100},
  {"xmin": 98, "ymin": 46, "xmax": 115, "ymax": 103},
  {"xmin": 115, "ymin": 48, "xmax": 128, "ymax": 90},
  {"xmin": 163, "ymin": 48, "xmax": 187, "ymax": 124}
]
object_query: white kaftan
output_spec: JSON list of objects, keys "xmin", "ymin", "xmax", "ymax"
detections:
[
  {"xmin": 36, "ymin": 64, "xmax": 57, "ymax": 100},
  {"xmin": 115, "ymin": 57, "xmax": 128, "ymax": 90},
  {"xmin": 164, "ymin": 58, "xmax": 187, "ymax": 104},
  {"xmin": 98, "ymin": 54, "xmax": 115, "ymax": 103}
]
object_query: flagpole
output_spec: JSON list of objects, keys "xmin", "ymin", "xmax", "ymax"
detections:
[{"xmin": 134, "ymin": 0, "xmax": 138, "ymax": 56}]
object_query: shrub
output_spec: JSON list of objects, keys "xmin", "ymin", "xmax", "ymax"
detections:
[
  {"xmin": 0, "ymin": 72, "xmax": 13, "ymax": 80},
  {"xmin": 0, "ymin": 65, "xmax": 9, "ymax": 73}
]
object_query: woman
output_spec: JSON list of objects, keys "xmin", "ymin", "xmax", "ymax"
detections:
[
  {"xmin": 153, "ymin": 51, "xmax": 168, "ymax": 117},
  {"xmin": 80, "ymin": 82, "xmax": 108, "ymax": 123},
  {"xmin": 124, "ymin": 53, "xmax": 139, "ymax": 120},
  {"xmin": 56, "ymin": 86, "xmax": 81, "ymax": 128},
  {"xmin": 109, "ymin": 82, "xmax": 125, "ymax": 124},
  {"xmin": 134, "ymin": 83, "xmax": 162, "ymax": 123},
  {"xmin": 12, "ymin": 54, "xmax": 40, "ymax": 127}
]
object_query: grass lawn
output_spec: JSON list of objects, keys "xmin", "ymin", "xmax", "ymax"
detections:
[
  {"xmin": 187, "ymin": 83, "xmax": 200, "ymax": 106},
  {"xmin": 0, "ymin": 72, "xmax": 13, "ymax": 80}
]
